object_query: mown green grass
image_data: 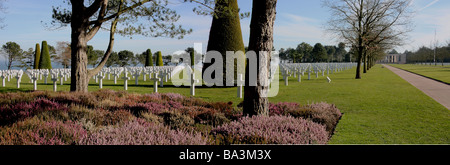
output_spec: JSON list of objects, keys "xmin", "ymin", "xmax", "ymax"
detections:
[
  {"xmin": 1, "ymin": 65, "xmax": 449, "ymax": 144},
  {"xmin": 390, "ymin": 64, "xmax": 450, "ymax": 84}
]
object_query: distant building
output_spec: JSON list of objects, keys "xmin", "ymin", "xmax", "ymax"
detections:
[{"xmin": 378, "ymin": 54, "xmax": 406, "ymax": 64}]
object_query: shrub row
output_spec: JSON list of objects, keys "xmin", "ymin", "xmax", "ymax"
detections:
[{"xmin": 211, "ymin": 115, "xmax": 329, "ymax": 144}]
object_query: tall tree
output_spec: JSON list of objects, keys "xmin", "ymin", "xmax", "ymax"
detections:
[
  {"xmin": 16, "ymin": 48, "xmax": 35, "ymax": 69},
  {"xmin": 135, "ymin": 51, "xmax": 146, "ymax": 66},
  {"xmin": 335, "ymin": 42, "xmax": 347, "ymax": 62},
  {"xmin": 118, "ymin": 50, "xmax": 134, "ymax": 67},
  {"xmin": 51, "ymin": 0, "xmax": 192, "ymax": 92},
  {"xmin": 87, "ymin": 45, "xmax": 104, "ymax": 68},
  {"xmin": 312, "ymin": 43, "xmax": 327, "ymax": 62},
  {"xmin": 325, "ymin": 0, "xmax": 413, "ymax": 79},
  {"xmin": 324, "ymin": 46, "xmax": 336, "ymax": 62},
  {"xmin": 39, "ymin": 41, "xmax": 52, "ymax": 69},
  {"xmin": 285, "ymin": 48, "xmax": 300, "ymax": 63},
  {"xmin": 1, "ymin": 42, "xmax": 23, "ymax": 70},
  {"xmin": 55, "ymin": 41, "xmax": 71, "ymax": 68},
  {"xmin": 243, "ymin": 0, "xmax": 278, "ymax": 116},
  {"xmin": 106, "ymin": 51, "xmax": 119, "ymax": 67},
  {"xmin": 296, "ymin": 42, "xmax": 313, "ymax": 62}
]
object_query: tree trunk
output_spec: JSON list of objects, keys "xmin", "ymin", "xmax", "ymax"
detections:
[
  {"xmin": 363, "ymin": 51, "xmax": 367, "ymax": 73},
  {"xmin": 243, "ymin": 0, "xmax": 277, "ymax": 116},
  {"xmin": 70, "ymin": 2, "xmax": 90, "ymax": 92},
  {"xmin": 355, "ymin": 47, "xmax": 363, "ymax": 79},
  {"xmin": 355, "ymin": 56, "xmax": 362, "ymax": 79}
]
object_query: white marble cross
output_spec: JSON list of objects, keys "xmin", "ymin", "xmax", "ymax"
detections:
[
  {"xmin": 97, "ymin": 72, "xmax": 105, "ymax": 89},
  {"xmin": 7, "ymin": 71, "xmax": 11, "ymax": 82},
  {"xmin": 105, "ymin": 68, "xmax": 111, "ymax": 80},
  {"xmin": 190, "ymin": 72, "xmax": 200, "ymax": 96},
  {"xmin": 327, "ymin": 66, "xmax": 330, "ymax": 75},
  {"xmin": 1, "ymin": 74, "xmax": 5, "ymax": 87},
  {"xmin": 112, "ymin": 70, "xmax": 119, "ymax": 84},
  {"xmin": 132, "ymin": 70, "xmax": 141, "ymax": 85},
  {"xmin": 297, "ymin": 71, "xmax": 302, "ymax": 82},
  {"xmin": 64, "ymin": 70, "xmax": 69, "ymax": 81},
  {"xmin": 327, "ymin": 76, "xmax": 331, "ymax": 83},
  {"xmin": 237, "ymin": 74, "xmax": 244, "ymax": 98},
  {"xmin": 293, "ymin": 68, "xmax": 297, "ymax": 78},
  {"xmin": 283, "ymin": 70, "xmax": 289, "ymax": 86},
  {"xmin": 51, "ymin": 74, "xmax": 58, "ymax": 92},
  {"xmin": 43, "ymin": 70, "xmax": 49, "ymax": 85},
  {"xmin": 122, "ymin": 69, "xmax": 130, "ymax": 90},
  {"xmin": 162, "ymin": 70, "xmax": 169, "ymax": 83},
  {"xmin": 142, "ymin": 72, "xmax": 147, "ymax": 82},
  {"xmin": 315, "ymin": 69, "xmax": 319, "ymax": 78},
  {"xmin": 159, "ymin": 71, "xmax": 165, "ymax": 88},
  {"xmin": 150, "ymin": 73, "xmax": 161, "ymax": 93},
  {"xmin": 58, "ymin": 72, "xmax": 65, "ymax": 86},
  {"xmin": 307, "ymin": 69, "xmax": 311, "ymax": 80},
  {"xmin": 15, "ymin": 70, "xmax": 23, "ymax": 89},
  {"xmin": 32, "ymin": 74, "xmax": 38, "ymax": 91}
]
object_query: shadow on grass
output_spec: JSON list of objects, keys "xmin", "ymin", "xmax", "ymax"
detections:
[{"xmin": 0, "ymin": 88, "xmax": 33, "ymax": 93}]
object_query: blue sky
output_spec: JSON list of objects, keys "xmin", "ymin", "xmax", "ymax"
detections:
[{"xmin": 1, "ymin": 0, "xmax": 449, "ymax": 62}]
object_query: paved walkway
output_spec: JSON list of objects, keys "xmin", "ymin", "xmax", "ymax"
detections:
[{"xmin": 383, "ymin": 64, "xmax": 450, "ymax": 110}]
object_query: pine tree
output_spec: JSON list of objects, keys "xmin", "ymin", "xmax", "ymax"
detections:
[
  {"xmin": 145, "ymin": 49, "xmax": 153, "ymax": 67},
  {"xmin": 156, "ymin": 51, "xmax": 163, "ymax": 66},
  {"xmin": 34, "ymin": 43, "xmax": 40, "ymax": 69},
  {"xmin": 39, "ymin": 41, "xmax": 52, "ymax": 69}
]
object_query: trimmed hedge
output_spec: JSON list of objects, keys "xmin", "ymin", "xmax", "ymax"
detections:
[
  {"xmin": 203, "ymin": 0, "xmax": 245, "ymax": 85},
  {"xmin": 34, "ymin": 43, "xmax": 40, "ymax": 69},
  {"xmin": 156, "ymin": 51, "xmax": 163, "ymax": 66},
  {"xmin": 145, "ymin": 49, "xmax": 153, "ymax": 67},
  {"xmin": 38, "ymin": 41, "xmax": 52, "ymax": 69}
]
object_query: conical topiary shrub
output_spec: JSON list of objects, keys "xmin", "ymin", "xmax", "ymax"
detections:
[
  {"xmin": 190, "ymin": 51, "xmax": 195, "ymax": 67},
  {"xmin": 145, "ymin": 49, "xmax": 153, "ymax": 67},
  {"xmin": 38, "ymin": 41, "xmax": 52, "ymax": 69},
  {"xmin": 203, "ymin": 0, "xmax": 245, "ymax": 86},
  {"xmin": 34, "ymin": 43, "xmax": 41, "ymax": 69},
  {"xmin": 156, "ymin": 51, "xmax": 163, "ymax": 66}
]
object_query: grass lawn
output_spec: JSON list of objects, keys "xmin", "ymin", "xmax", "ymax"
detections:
[
  {"xmin": 389, "ymin": 64, "xmax": 450, "ymax": 84},
  {"xmin": 1, "ymin": 65, "xmax": 449, "ymax": 144}
]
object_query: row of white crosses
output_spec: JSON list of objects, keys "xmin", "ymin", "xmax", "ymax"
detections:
[
  {"xmin": 280, "ymin": 63, "xmax": 357, "ymax": 85},
  {"xmin": 0, "ymin": 70, "xmax": 24, "ymax": 88},
  {"xmin": 2, "ymin": 65, "xmax": 174, "ymax": 94},
  {"xmin": 24, "ymin": 70, "xmax": 39, "ymax": 90},
  {"xmin": 0, "ymin": 68, "xmax": 70, "ymax": 91},
  {"xmin": 92, "ymin": 66, "xmax": 175, "ymax": 92}
]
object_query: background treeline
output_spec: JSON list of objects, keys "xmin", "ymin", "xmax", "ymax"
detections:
[
  {"xmin": 405, "ymin": 43, "xmax": 450, "ymax": 64},
  {"xmin": 0, "ymin": 41, "xmax": 180, "ymax": 69},
  {"xmin": 278, "ymin": 42, "xmax": 353, "ymax": 63}
]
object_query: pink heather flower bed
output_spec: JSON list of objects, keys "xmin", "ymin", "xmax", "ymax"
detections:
[{"xmin": 0, "ymin": 90, "xmax": 342, "ymax": 145}]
